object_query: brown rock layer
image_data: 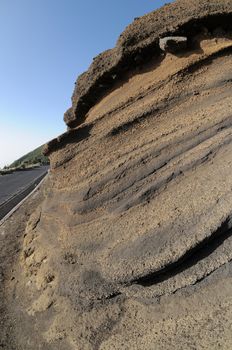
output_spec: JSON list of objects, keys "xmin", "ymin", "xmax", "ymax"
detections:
[
  {"xmin": 61, "ymin": 0, "xmax": 232, "ymax": 128},
  {"xmin": 15, "ymin": 1, "xmax": 232, "ymax": 348}
]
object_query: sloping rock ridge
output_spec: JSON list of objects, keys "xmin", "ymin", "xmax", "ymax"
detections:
[
  {"xmin": 17, "ymin": 0, "xmax": 232, "ymax": 349},
  {"xmin": 59, "ymin": 0, "xmax": 232, "ymax": 128}
]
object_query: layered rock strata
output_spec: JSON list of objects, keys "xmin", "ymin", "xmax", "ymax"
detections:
[
  {"xmin": 60, "ymin": 0, "xmax": 232, "ymax": 128},
  {"xmin": 19, "ymin": 0, "xmax": 232, "ymax": 348}
]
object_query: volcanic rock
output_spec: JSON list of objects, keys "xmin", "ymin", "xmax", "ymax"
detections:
[
  {"xmin": 61, "ymin": 0, "xmax": 232, "ymax": 128},
  {"xmin": 159, "ymin": 36, "xmax": 188, "ymax": 53},
  {"xmin": 6, "ymin": 0, "xmax": 232, "ymax": 349}
]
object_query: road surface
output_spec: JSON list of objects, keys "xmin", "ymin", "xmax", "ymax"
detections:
[
  {"xmin": 0, "ymin": 166, "xmax": 49, "ymax": 205},
  {"xmin": 0, "ymin": 167, "xmax": 49, "ymax": 221}
]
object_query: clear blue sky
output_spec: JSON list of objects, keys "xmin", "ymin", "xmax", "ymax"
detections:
[{"xmin": 0, "ymin": 0, "xmax": 172, "ymax": 168}]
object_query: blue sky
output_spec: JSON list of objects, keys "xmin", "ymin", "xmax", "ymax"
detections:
[{"xmin": 0, "ymin": 0, "xmax": 172, "ymax": 167}]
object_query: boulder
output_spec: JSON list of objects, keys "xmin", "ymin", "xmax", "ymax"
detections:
[{"xmin": 159, "ymin": 36, "xmax": 188, "ymax": 53}]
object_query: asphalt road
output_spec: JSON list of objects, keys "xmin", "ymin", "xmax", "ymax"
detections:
[{"xmin": 0, "ymin": 166, "xmax": 49, "ymax": 205}]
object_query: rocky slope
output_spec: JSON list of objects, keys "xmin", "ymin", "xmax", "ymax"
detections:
[{"xmin": 2, "ymin": 0, "xmax": 232, "ymax": 349}]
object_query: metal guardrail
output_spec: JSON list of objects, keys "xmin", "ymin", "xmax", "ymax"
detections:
[{"xmin": 0, "ymin": 171, "xmax": 48, "ymax": 221}]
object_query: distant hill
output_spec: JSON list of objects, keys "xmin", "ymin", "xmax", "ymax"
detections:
[{"xmin": 10, "ymin": 145, "xmax": 49, "ymax": 168}]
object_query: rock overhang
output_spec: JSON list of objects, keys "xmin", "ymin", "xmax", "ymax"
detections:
[
  {"xmin": 43, "ymin": 0, "xmax": 232, "ymax": 157},
  {"xmin": 63, "ymin": 0, "xmax": 232, "ymax": 128}
]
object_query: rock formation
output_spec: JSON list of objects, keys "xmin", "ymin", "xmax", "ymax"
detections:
[
  {"xmin": 159, "ymin": 36, "xmax": 188, "ymax": 53},
  {"xmin": 10, "ymin": 0, "xmax": 232, "ymax": 348}
]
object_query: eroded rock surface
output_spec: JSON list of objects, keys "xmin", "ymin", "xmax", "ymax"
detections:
[
  {"xmin": 159, "ymin": 36, "xmax": 188, "ymax": 53},
  {"xmin": 59, "ymin": 0, "xmax": 232, "ymax": 128},
  {"xmin": 4, "ymin": 0, "xmax": 232, "ymax": 349}
]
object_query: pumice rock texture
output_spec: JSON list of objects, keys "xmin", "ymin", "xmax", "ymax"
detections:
[
  {"xmin": 159, "ymin": 36, "xmax": 188, "ymax": 53},
  {"xmin": 3, "ymin": 0, "xmax": 232, "ymax": 349},
  {"xmin": 59, "ymin": 0, "xmax": 232, "ymax": 129}
]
